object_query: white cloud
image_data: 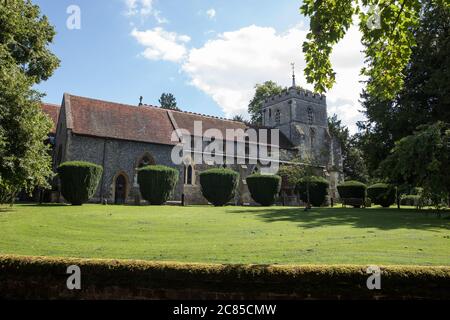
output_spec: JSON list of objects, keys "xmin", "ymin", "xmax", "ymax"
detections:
[
  {"xmin": 181, "ymin": 24, "xmax": 365, "ymax": 133},
  {"xmin": 125, "ymin": 0, "xmax": 137, "ymax": 14},
  {"xmin": 181, "ymin": 25, "xmax": 305, "ymax": 116},
  {"xmin": 327, "ymin": 25, "xmax": 367, "ymax": 133},
  {"xmin": 132, "ymin": 23, "xmax": 366, "ymax": 133},
  {"xmin": 124, "ymin": 0, "xmax": 168, "ymax": 24},
  {"xmin": 125, "ymin": 0, "xmax": 152, "ymax": 16},
  {"xmin": 153, "ymin": 10, "xmax": 169, "ymax": 24},
  {"xmin": 206, "ymin": 8, "xmax": 216, "ymax": 19},
  {"xmin": 131, "ymin": 27, "xmax": 190, "ymax": 62}
]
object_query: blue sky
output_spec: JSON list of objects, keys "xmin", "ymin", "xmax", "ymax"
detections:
[{"xmin": 34, "ymin": 0, "xmax": 365, "ymax": 132}]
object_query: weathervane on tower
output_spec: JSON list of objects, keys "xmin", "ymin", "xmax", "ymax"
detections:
[{"xmin": 291, "ymin": 62, "xmax": 296, "ymax": 88}]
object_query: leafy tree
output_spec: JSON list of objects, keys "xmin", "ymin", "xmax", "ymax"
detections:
[
  {"xmin": 379, "ymin": 122, "xmax": 450, "ymax": 209},
  {"xmin": 300, "ymin": 0, "xmax": 439, "ymax": 100},
  {"xmin": 344, "ymin": 147, "xmax": 369, "ymax": 184},
  {"xmin": 248, "ymin": 81, "xmax": 284, "ymax": 125},
  {"xmin": 159, "ymin": 93, "xmax": 180, "ymax": 111},
  {"xmin": 357, "ymin": 0, "xmax": 449, "ymax": 177},
  {"xmin": 328, "ymin": 115, "xmax": 368, "ymax": 183},
  {"xmin": 277, "ymin": 162, "xmax": 304, "ymax": 187},
  {"xmin": 0, "ymin": 1, "xmax": 60, "ymax": 205},
  {"xmin": 278, "ymin": 153, "xmax": 322, "ymax": 209},
  {"xmin": 232, "ymin": 114, "xmax": 244, "ymax": 122},
  {"xmin": 355, "ymin": 99, "xmax": 395, "ymax": 178}
]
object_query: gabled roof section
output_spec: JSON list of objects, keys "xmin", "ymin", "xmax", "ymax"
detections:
[
  {"xmin": 61, "ymin": 93, "xmax": 295, "ymax": 150},
  {"xmin": 248, "ymin": 124, "xmax": 295, "ymax": 150},
  {"xmin": 169, "ymin": 109, "xmax": 247, "ymax": 139},
  {"xmin": 64, "ymin": 94, "xmax": 177, "ymax": 145},
  {"xmin": 41, "ymin": 103, "xmax": 60, "ymax": 134}
]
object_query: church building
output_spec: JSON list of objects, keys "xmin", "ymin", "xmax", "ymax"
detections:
[{"xmin": 42, "ymin": 79, "xmax": 343, "ymax": 205}]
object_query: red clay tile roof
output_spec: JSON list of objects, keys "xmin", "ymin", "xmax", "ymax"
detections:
[
  {"xmin": 65, "ymin": 94, "xmax": 177, "ymax": 145},
  {"xmin": 170, "ymin": 109, "xmax": 247, "ymax": 139},
  {"xmin": 62, "ymin": 93, "xmax": 294, "ymax": 149},
  {"xmin": 41, "ymin": 103, "xmax": 60, "ymax": 134},
  {"xmin": 170, "ymin": 110, "xmax": 293, "ymax": 148}
]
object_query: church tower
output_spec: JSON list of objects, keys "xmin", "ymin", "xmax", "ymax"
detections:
[
  {"xmin": 261, "ymin": 65, "xmax": 344, "ymax": 200},
  {"xmin": 261, "ymin": 66, "xmax": 330, "ymax": 167}
]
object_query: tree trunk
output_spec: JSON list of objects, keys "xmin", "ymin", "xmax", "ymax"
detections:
[
  {"xmin": 306, "ymin": 180, "xmax": 311, "ymax": 210},
  {"xmin": 447, "ymin": 193, "xmax": 450, "ymax": 209}
]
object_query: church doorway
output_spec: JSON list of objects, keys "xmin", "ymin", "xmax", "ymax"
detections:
[{"xmin": 114, "ymin": 174, "xmax": 127, "ymax": 204}]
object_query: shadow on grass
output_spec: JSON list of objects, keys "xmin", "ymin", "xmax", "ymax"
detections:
[
  {"xmin": 19, "ymin": 203, "xmax": 70, "ymax": 207},
  {"xmin": 231, "ymin": 207, "xmax": 450, "ymax": 231},
  {"xmin": 0, "ymin": 206, "xmax": 14, "ymax": 213}
]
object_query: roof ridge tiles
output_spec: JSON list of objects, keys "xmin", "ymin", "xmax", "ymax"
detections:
[{"xmin": 66, "ymin": 93, "xmax": 244, "ymax": 124}]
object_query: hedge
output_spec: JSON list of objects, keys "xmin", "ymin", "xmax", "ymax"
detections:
[
  {"xmin": 246, "ymin": 174, "xmax": 281, "ymax": 206},
  {"xmin": 367, "ymin": 183, "xmax": 396, "ymax": 208},
  {"xmin": 199, "ymin": 168, "xmax": 239, "ymax": 206},
  {"xmin": 137, "ymin": 165, "xmax": 179, "ymax": 205},
  {"xmin": 337, "ymin": 181, "xmax": 367, "ymax": 199},
  {"xmin": 295, "ymin": 176, "xmax": 329, "ymax": 207},
  {"xmin": 57, "ymin": 161, "xmax": 103, "ymax": 205},
  {"xmin": 0, "ymin": 255, "xmax": 449, "ymax": 300}
]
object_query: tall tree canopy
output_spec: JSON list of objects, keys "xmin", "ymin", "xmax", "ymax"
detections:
[
  {"xmin": 357, "ymin": 0, "xmax": 450, "ymax": 176},
  {"xmin": 328, "ymin": 115, "xmax": 369, "ymax": 183},
  {"xmin": 248, "ymin": 81, "xmax": 284, "ymax": 125},
  {"xmin": 300, "ymin": 0, "xmax": 448, "ymax": 100},
  {"xmin": 232, "ymin": 114, "xmax": 245, "ymax": 122},
  {"xmin": 159, "ymin": 93, "xmax": 180, "ymax": 111},
  {"xmin": 0, "ymin": 0, "xmax": 60, "ymax": 204},
  {"xmin": 379, "ymin": 122, "xmax": 450, "ymax": 208}
]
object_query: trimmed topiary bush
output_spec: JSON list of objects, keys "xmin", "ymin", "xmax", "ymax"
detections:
[
  {"xmin": 199, "ymin": 168, "xmax": 239, "ymax": 206},
  {"xmin": 246, "ymin": 174, "xmax": 281, "ymax": 206},
  {"xmin": 337, "ymin": 181, "xmax": 367, "ymax": 208},
  {"xmin": 138, "ymin": 165, "xmax": 179, "ymax": 205},
  {"xmin": 367, "ymin": 183, "xmax": 396, "ymax": 208},
  {"xmin": 57, "ymin": 161, "xmax": 103, "ymax": 205},
  {"xmin": 295, "ymin": 176, "xmax": 329, "ymax": 207},
  {"xmin": 337, "ymin": 181, "xmax": 367, "ymax": 199}
]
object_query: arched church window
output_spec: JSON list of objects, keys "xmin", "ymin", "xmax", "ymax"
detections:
[
  {"xmin": 245, "ymin": 136, "xmax": 250, "ymax": 162},
  {"xmin": 307, "ymin": 107, "xmax": 314, "ymax": 124},
  {"xmin": 138, "ymin": 154, "xmax": 155, "ymax": 168},
  {"xmin": 275, "ymin": 110, "xmax": 281, "ymax": 125},
  {"xmin": 310, "ymin": 127, "xmax": 316, "ymax": 147}
]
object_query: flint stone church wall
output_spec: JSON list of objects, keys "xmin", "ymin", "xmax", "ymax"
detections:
[{"xmin": 65, "ymin": 133, "xmax": 183, "ymax": 204}]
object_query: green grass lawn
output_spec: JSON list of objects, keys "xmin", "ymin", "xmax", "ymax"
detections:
[{"xmin": 0, "ymin": 204, "xmax": 449, "ymax": 265}]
